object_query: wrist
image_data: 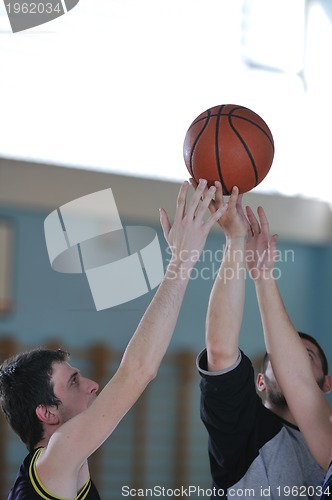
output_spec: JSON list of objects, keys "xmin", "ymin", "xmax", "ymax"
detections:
[
  {"xmin": 253, "ymin": 270, "xmax": 278, "ymax": 286},
  {"xmin": 224, "ymin": 237, "xmax": 246, "ymax": 262},
  {"xmin": 164, "ymin": 256, "xmax": 196, "ymax": 282},
  {"xmin": 225, "ymin": 234, "xmax": 246, "ymax": 249}
]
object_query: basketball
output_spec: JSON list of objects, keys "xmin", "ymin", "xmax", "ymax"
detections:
[{"xmin": 183, "ymin": 104, "xmax": 274, "ymax": 194}]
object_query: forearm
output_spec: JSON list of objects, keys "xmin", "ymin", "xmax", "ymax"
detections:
[
  {"xmin": 120, "ymin": 261, "xmax": 192, "ymax": 381},
  {"xmin": 255, "ymin": 276, "xmax": 313, "ymax": 387},
  {"xmin": 206, "ymin": 236, "xmax": 246, "ymax": 370},
  {"xmin": 255, "ymin": 274, "xmax": 332, "ymax": 469},
  {"xmin": 61, "ymin": 263, "xmax": 192, "ymax": 467}
]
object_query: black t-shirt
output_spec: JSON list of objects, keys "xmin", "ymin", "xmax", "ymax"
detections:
[{"xmin": 197, "ymin": 349, "xmax": 325, "ymax": 499}]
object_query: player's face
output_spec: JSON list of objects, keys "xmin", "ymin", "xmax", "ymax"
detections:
[
  {"xmin": 51, "ymin": 362, "xmax": 99, "ymax": 422},
  {"xmin": 263, "ymin": 339, "xmax": 327, "ymax": 407},
  {"xmin": 262, "ymin": 362, "xmax": 287, "ymax": 408}
]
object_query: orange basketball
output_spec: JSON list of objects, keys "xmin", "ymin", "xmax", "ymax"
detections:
[{"xmin": 183, "ymin": 104, "xmax": 274, "ymax": 194}]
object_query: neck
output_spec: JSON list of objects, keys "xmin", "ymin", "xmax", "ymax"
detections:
[
  {"xmin": 35, "ymin": 424, "xmax": 57, "ymax": 450},
  {"xmin": 263, "ymin": 400, "xmax": 297, "ymax": 426},
  {"xmin": 35, "ymin": 436, "xmax": 49, "ymax": 450}
]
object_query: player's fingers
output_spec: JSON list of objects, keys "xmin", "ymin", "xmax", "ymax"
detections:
[
  {"xmin": 190, "ymin": 176, "xmax": 212, "ymax": 210},
  {"xmin": 246, "ymin": 205, "xmax": 260, "ymax": 235},
  {"xmin": 194, "ymin": 185, "xmax": 216, "ymax": 220},
  {"xmin": 227, "ymin": 186, "xmax": 239, "ymax": 211},
  {"xmin": 257, "ymin": 206, "xmax": 270, "ymax": 236},
  {"xmin": 237, "ymin": 193, "xmax": 247, "ymax": 216},
  {"xmin": 173, "ymin": 181, "xmax": 189, "ymax": 223},
  {"xmin": 213, "ymin": 181, "xmax": 224, "ymax": 209},
  {"xmin": 237, "ymin": 193, "xmax": 244, "ymax": 209},
  {"xmin": 269, "ymin": 233, "xmax": 279, "ymax": 261},
  {"xmin": 159, "ymin": 208, "xmax": 171, "ymax": 240},
  {"xmin": 206, "ymin": 204, "xmax": 228, "ymax": 230},
  {"xmin": 189, "ymin": 177, "xmax": 198, "ymax": 190},
  {"xmin": 186, "ymin": 179, "xmax": 207, "ymax": 218}
]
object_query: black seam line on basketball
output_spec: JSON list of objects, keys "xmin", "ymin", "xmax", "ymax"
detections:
[
  {"xmin": 189, "ymin": 108, "xmax": 211, "ymax": 180},
  {"xmin": 188, "ymin": 109, "xmax": 211, "ymax": 131},
  {"xmin": 189, "ymin": 112, "xmax": 244, "ymax": 129},
  {"xmin": 191, "ymin": 114, "xmax": 274, "ymax": 150},
  {"xmin": 228, "ymin": 115, "xmax": 259, "ymax": 186},
  {"xmin": 215, "ymin": 105, "xmax": 231, "ymax": 196},
  {"xmin": 230, "ymin": 116, "xmax": 274, "ymax": 150},
  {"xmin": 228, "ymin": 105, "xmax": 243, "ymax": 114}
]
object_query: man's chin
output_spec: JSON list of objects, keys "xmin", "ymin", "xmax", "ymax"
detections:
[
  {"xmin": 266, "ymin": 392, "xmax": 288, "ymax": 409},
  {"xmin": 87, "ymin": 396, "xmax": 97, "ymax": 408}
]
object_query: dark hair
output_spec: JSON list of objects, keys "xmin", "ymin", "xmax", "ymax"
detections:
[
  {"xmin": 0, "ymin": 347, "xmax": 70, "ymax": 452},
  {"xmin": 262, "ymin": 331, "xmax": 328, "ymax": 376}
]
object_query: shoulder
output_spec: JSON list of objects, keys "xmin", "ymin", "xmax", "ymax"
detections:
[{"xmin": 7, "ymin": 449, "xmax": 43, "ymax": 499}]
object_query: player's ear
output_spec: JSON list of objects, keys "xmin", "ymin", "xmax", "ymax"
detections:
[
  {"xmin": 322, "ymin": 374, "xmax": 332, "ymax": 394},
  {"xmin": 256, "ymin": 372, "xmax": 267, "ymax": 393},
  {"xmin": 36, "ymin": 404, "xmax": 60, "ymax": 424}
]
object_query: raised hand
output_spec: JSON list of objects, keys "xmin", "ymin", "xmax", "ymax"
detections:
[
  {"xmin": 189, "ymin": 178, "xmax": 248, "ymax": 239},
  {"xmin": 160, "ymin": 179, "xmax": 227, "ymax": 273},
  {"xmin": 245, "ymin": 205, "xmax": 278, "ymax": 280}
]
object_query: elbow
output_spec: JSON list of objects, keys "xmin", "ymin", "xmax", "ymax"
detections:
[
  {"xmin": 138, "ymin": 356, "xmax": 160, "ymax": 384},
  {"xmin": 121, "ymin": 349, "xmax": 158, "ymax": 384},
  {"xmin": 145, "ymin": 366, "xmax": 158, "ymax": 383},
  {"xmin": 136, "ymin": 364, "xmax": 157, "ymax": 388},
  {"xmin": 206, "ymin": 344, "xmax": 239, "ymax": 371}
]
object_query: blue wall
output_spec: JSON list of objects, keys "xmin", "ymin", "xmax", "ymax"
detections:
[
  {"xmin": 1, "ymin": 202, "xmax": 331, "ymax": 386},
  {"xmin": 1, "ymin": 200, "xmax": 332, "ymax": 496}
]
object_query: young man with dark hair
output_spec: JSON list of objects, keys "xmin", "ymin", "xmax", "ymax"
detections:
[
  {"xmin": 0, "ymin": 180, "xmax": 225, "ymax": 499},
  {"xmin": 260, "ymin": 331, "xmax": 329, "ymax": 381},
  {"xmin": 194, "ymin": 181, "xmax": 330, "ymax": 499},
  {"xmin": 0, "ymin": 348, "xmax": 70, "ymax": 454},
  {"xmin": 245, "ymin": 203, "xmax": 332, "ymax": 499},
  {"xmin": 257, "ymin": 331, "xmax": 329, "ymax": 411}
]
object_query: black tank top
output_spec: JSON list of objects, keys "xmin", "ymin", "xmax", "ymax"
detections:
[{"xmin": 7, "ymin": 448, "xmax": 101, "ymax": 499}]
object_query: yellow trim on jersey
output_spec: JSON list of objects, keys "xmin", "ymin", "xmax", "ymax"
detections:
[{"xmin": 28, "ymin": 448, "xmax": 91, "ymax": 500}]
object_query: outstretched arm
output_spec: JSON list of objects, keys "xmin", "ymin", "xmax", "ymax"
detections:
[
  {"xmin": 204, "ymin": 183, "xmax": 249, "ymax": 371},
  {"xmin": 43, "ymin": 180, "xmax": 226, "ymax": 475},
  {"xmin": 246, "ymin": 205, "xmax": 332, "ymax": 471},
  {"xmin": 121, "ymin": 180, "xmax": 224, "ymax": 379}
]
